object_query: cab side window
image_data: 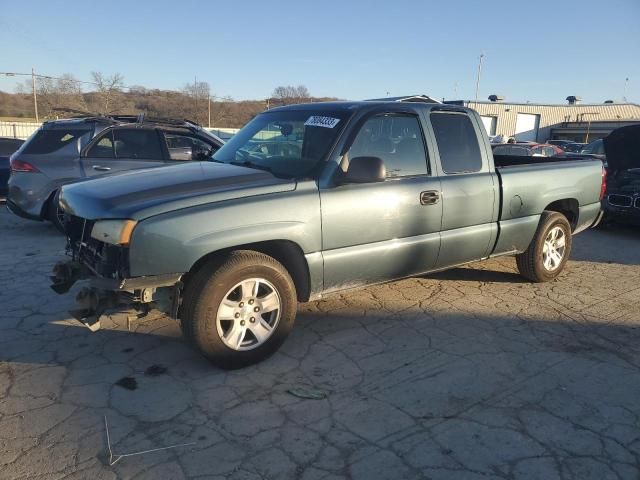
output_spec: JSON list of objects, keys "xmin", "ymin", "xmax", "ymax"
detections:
[
  {"xmin": 347, "ymin": 114, "xmax": 429, "ymax": 178},
  {"xmin": 430, "ymin": 112, "xmax": 483, "ymax": 174}
]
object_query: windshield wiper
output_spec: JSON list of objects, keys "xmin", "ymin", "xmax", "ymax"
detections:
[{"xmin": 230, "ymin": 160, "xmax": 275, "ymax": 174}]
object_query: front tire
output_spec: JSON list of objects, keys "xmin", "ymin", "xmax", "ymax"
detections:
[
  {"xmin": 516, "ymin": 211, "xmax": 572, "ymax": 282},
  {"xmin": 47, "ymin": 190, "xmax": 65, "ymax": 233},
  {"xmin": 180, "ymin": 250, "xmax": 297, "ymax": 369}
]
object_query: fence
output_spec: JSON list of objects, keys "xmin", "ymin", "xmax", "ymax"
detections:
[
  {"xmin": 0, "ymin": 121, "xmax": 41, "ymax": 139},
  {"xmin": 0, "ymin": 121, "xmax": 240, "ymax": 141}
]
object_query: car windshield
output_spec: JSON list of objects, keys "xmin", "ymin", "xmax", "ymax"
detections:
[{"xmin": 212, "ymin": 110, "xmax": 349, "ymax": 178}]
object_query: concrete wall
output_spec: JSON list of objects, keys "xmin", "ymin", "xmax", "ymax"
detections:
[{"xmin": 0, "ymin": 121, "xmax": 41, "ymax": 139}]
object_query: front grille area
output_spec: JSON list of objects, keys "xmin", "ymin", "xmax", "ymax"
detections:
[
  {"xmin": 64, "ymin": 214, "xmax": 129, "ymax": 279},
  {"xmin": 635, "ymin": 197, "xmax": 640, "ymax": 209},
  {"xmin": 608, "ymin": 194, "xmax": 633, "ymax": 208},
  {"xmin": 64, "ymin": 214, "xmax": 95, "ymax": 244}
]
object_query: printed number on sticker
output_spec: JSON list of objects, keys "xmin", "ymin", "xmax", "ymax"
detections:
[{"xmin": 304, "ymin": 116, "xmax": 341, "ymax": 128}]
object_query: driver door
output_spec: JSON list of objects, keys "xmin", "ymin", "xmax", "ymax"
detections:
[{"xmin": 320, "ymin": 113, "xmax": 442, "ymax": 292}]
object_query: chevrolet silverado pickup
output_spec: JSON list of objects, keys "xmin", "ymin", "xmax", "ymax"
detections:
[{"xmin": 51, "ymin": 99, "xmax": 606, "ymax": 368}]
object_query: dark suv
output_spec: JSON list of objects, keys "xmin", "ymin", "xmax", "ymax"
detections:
[{"xmin": 7, "ymin": 115, "xmax": 224, "ymax": 229}]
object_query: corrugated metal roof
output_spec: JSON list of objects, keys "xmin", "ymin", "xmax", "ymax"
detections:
[{"xmin": 451, "ymin": 100, "xmax": 640, "ymax": 108}]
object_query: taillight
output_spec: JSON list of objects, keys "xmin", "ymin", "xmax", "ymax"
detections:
[
  {"xmin": 600, "ymin": 165, "xmax": 607, "ymax": 201},
  {"xmin": 10, "ymin": 158, "xmax": 39, "ymax": 173}
]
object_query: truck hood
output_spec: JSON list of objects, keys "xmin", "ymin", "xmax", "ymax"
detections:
[
  {"xmin": 604, "ymin": 124, "xmax": 640, "ymax": 172},
  {"xmin": 59, "ymin": 162, "xmax": 296, "ymax": 220}
]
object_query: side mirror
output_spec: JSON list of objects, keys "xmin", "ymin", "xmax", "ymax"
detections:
[{"xmin": 342, "ymin": 156, "xmax": 386, "ymax": 184}]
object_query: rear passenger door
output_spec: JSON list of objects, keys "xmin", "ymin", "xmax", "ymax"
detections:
[
  {"xmin": 320, "ymin": 112, "xmax": 442, "ymax": 291},
  {"xmin": 81, "ymin": 128, "xmax": 166, "ymax": 177},
  {"xmin": 427, "ymin": 111, "xmax": 498, "ymax": 268}
]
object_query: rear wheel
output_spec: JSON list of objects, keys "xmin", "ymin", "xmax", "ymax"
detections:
[
  {"xmin": 180, "ymin": 250, "xmax": 297, "ymax": 369},
  {"xmin": 516, "ymin": 211, "xmax": 572, "ymax": 282},
  {"xmin": 47, "ymin": 191, "xmax": 65, "ymax": 233}
]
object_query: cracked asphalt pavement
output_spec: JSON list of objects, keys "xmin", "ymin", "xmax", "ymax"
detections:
[{"xmin": 1, "ymin": 207, "xmax": 640, "ymax": 480}]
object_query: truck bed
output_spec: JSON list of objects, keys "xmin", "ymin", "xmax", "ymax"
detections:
[
  {"xmin": 490, "ymin": 155, "xmax": 603, "ymax": 257},
  {"xmin": 493, "ymin": 154, "xmax": 597, "ymax": 168}
]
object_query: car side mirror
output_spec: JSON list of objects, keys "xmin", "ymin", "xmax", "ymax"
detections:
[{"xmin": 342, "ymin": 156, "xmax": 386, "ymax": 184}]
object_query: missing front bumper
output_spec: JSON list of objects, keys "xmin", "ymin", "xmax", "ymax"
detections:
[{"xmin": 51, "ymin": 260, "xmax": 183, "ymax": 332}]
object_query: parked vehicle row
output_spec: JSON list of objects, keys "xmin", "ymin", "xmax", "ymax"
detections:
[
  {"xmin": 492, "ymin": 142, "xmax": 564, "ymax": 157},
  {"xmin": 548, "ymin": 140, "xmax": 587, "ymax": 153},
  {"xmin": 600, "ymin": 125, "xmax": 640, "ymax": 226},
  {"xmin": 7, "ymin": 115, "xmax": 224, "ymax": 230},
  {"xmin": 0, "ymin": 137, "xmax": 25, "ymax": 198},
  {"xmin": 50, "ymin": 98, "xmax": 606, "ymax": 368}
]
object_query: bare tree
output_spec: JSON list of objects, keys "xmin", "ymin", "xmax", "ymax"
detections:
[
  {"xmin": 17, "ymin": 73, "xmax": 86, "ymax": 118},
  {"xmin": 89, "ymin": 72, "xmax": 125, "ymax": 114},
  {"xmin": 182, "ymin": 80, "xmax": 211, "ymax": 124},
  {"xmin": 271, "ymin": 85, "xmax": 311, "ymax": 106}
]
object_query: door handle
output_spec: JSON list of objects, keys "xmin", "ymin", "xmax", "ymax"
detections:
[
  {"xmin": 420, "ymin": 190, "xmax": 440, "ymax": 205},
  {"xmin": 92, "ymin": 165, "xmax": 111, "ymax": 171}
]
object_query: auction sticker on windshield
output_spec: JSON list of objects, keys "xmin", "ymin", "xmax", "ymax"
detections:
[{"xmin": 304, "ymin": 116, "xmax": 341, "ymax": 128}]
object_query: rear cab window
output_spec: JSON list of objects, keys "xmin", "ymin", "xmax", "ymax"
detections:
[
  {"xmin": 430, "ymin": 112, "xmax": 483, "ymax": 174},
  {"xmin": 22, "ymin": 127, "xmax": 92, "ymax": 154}
]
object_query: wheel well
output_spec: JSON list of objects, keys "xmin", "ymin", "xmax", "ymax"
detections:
[
  {"xmin": 185, "ymin": 240, "xmax": 312, "ymax": 302},
  {"xmin": 544, "ymin": 199, "xmax": 579, "ymax": 231},
  {"xmin": 40, "ymin": 189, "xmax": 58, "ymax": 220}
]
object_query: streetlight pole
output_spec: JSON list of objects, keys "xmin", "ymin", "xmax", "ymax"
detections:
[
  {"xmin": 208, "ymin": 94, "xmax": 211, "ymax": 128},
  {"xmin": 475, "ymin": 54, "xmax": 485, "ymax": 104},
  {"xmin": 31, "ymin": 67, "xmax": 39, "ymax": 122}
]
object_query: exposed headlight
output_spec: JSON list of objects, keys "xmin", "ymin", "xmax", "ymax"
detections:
[{"xmin": 90, "ymin": 219, "xmax": 137, "ymax": 246}]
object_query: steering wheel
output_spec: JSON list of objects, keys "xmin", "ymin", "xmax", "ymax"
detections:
[{"xmin": 279, "ymin": 143, "xmax": 302, "ymax": 157}]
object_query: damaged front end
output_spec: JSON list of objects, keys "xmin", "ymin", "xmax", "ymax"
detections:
[{"xmin": 51, "ymin": 214, "xmax": 183, "ymax": 331}]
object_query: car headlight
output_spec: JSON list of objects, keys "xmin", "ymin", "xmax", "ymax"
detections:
[{"xmin": 90, "ymin": 219, "xmax": 137, "ymax": 246}]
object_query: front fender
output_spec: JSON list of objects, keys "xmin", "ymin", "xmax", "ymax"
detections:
[{"xmin": 128, "ymin": 182, "xmax": 322, "ymax": 277}]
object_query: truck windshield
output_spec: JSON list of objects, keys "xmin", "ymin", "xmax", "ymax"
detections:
[{"xmin": 212, "ymin": 110, "xmax": 349, "ymax": 178}]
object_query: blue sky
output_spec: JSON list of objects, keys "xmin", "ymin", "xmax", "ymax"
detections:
[{"xmin": 1, "ymin": 0, "xmax": 639, "ymax": 103}]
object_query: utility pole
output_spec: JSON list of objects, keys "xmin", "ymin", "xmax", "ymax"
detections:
[
  {"xmin": 208, "ymin": 94, "xmax": 211, "ymax": 128},
  {"xmin": 475, "ymin": 53, "xmax": 485, "ymax": 104},
  {"xmin": 31, "ymin": 67, "xmax": 39, "ymax": 122},
  {"xmin": 194, "ymin": 76, "xmax": 198, "ymax": 121}
]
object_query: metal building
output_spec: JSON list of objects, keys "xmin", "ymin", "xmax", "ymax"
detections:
[{"xmin": 446, "ymin": 98, "xmax": 640, "ymax": 143}]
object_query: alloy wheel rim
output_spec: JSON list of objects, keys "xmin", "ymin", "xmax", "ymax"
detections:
[
  {"xmin": 216, "ymin": 277, "xmax": 281, "ymax": 351},
  {"xmin": 542, "ymin": 226, "xmax": 566, "ymax": 272}
]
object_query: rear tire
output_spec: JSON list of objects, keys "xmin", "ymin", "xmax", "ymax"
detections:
[
  {"xmin": 47, "ymin": 191, "xmax": 65, "ymax": 233},
  {"xmin": 516, "ymin": 211, "xmax": 572, "ymax": 282},
  {"xmin": 180, "ymin": 250, "xmax": 297, "ymax": 369}
]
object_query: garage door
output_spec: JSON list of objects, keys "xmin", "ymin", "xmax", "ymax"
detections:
[
  {"xmin": 514, "ymin": 113, "xmax": 540, "ymax": 142},
  {"xmin": 480, "ymin": 116, "xmax": 497, "ymax": 136}
]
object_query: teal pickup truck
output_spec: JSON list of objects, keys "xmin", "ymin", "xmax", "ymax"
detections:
[{"xmin": 51, "ymin": 98, "xmax": 605, "ymax": 368}]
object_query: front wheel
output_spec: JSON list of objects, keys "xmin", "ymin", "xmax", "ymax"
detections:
[
  {"xmin": 516, "ymin": 211, "xmax": 573, "ymax": 282},
  {"xmin": 47, "ymin": 190, "xmax": 65, "ymax": 233},
  {"xmin": 180, "ymin": 251, "xmax": 297, "ymax": 369}
]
